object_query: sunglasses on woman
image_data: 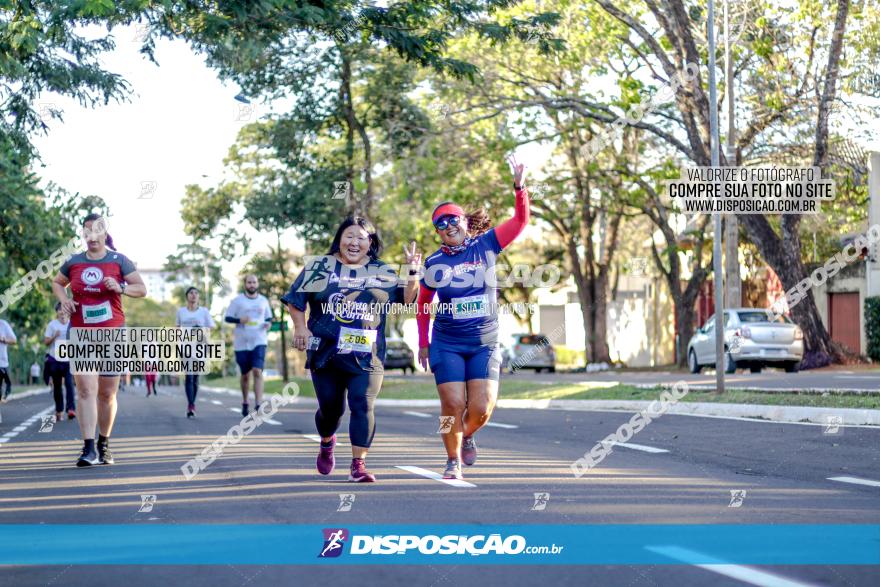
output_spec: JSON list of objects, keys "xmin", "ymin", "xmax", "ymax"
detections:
[{"xmin": 434, "ymin": 216, "xmax": 462, "ymax": 231}]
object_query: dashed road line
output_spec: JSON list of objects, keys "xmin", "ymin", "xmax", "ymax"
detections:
[
  {"xmin": 827, "ymin": 476, "xmax": 880, "ymax": 488},
  {"xmin": 403, "ymin": 411, "xmax": 432, "ymax": 418},
  {"xmin": 485, "ymin": 422, "xmax": 518, "ymax": 429},
  {"xmin": 0, "ymin": 406, "xmax": 54, "ymax": 444},
  {"xmin": 226, "ymin": 406, "xmax": 281, "ymax": 425},
  {"xmin": 604, "ymin": 441, "xmax": 669, "ymax": 454},
  {"xmin": 646, "ymin": 545, "xmax": 820, "ymax": 587},
  {"xmin": 395, "ymin": 465, "xmax": 477, "ymax": 488}
]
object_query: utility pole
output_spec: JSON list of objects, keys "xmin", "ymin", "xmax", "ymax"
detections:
[
  {"xmin": 708, "ymin": 0, "xmax": 726, "ymax": 393},
  {"xmin": 723, "ymin": 0, "xmax": 742, "ymax": 309}
]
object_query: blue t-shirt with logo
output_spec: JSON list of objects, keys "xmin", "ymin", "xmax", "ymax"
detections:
[
  {"xmin": 421, "ymin": 228, "xmax": 503, "ymax": 346},
  {"xmin": 281, "ymin": 256, "xmax": 406, "ymax": 372}
]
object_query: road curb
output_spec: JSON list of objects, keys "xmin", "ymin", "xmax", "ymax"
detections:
[
  {"xmin": 494, "ymin": 399, "xmax": 880, "ymax": 426},
  {"xmin": 201, "ymin": 386, "xmax": 880, "ymax": 426}
]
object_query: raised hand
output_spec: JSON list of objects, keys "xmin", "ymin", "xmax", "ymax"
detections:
[
  {"xmin": 404, "ymin": 241, "xmax": 422, "ymax": 267},
  {"xmin": 507, "ymin": 153, "xmax": 527, "ymax": 188}
]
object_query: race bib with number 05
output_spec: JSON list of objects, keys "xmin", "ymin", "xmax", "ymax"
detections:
[{"xmin": 337, "ymin": 327, "xmax": 377, "ymax": 353}]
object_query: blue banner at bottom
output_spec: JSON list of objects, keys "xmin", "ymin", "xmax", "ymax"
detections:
[{"xmin": 1, "ymin": 525, "xmax": 878, "ymax": 565}]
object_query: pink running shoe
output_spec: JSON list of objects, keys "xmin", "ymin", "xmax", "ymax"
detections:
[
  {"xmin": 317, "ymin": 435, "xmax": 336, "ymax": 475},
  {"xmin": 461, "ymin": 436, "xmax": 477, "ymax": 466},
  {"xmin": 348, "ymin": 458, "xmax": 376, "ymax": 482}
]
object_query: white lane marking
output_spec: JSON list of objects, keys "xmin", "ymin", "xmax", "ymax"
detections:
[
  {"xmin": 395, "ymin": 465, "xmax": 477, "ymax": 488},
  {"xmin": 485, "ymin": 422, "xmax": 518, "ymax": 429},
  {"xmin": 0, "ymin": 406, "xmax": 53, "ymax": 445},
  {"xmin": 603, "ymin": 441, "xmax": 669, "ymax": 454},
  {"xmin": 303, "ymin": 434, "xmax": 322, "ymax": 442},
  {"xmin": 646, "ymin": 546, "xmax": 820, "ymax": 587},
  {"xmin": 403, "ymin": 411, "xmax": 432, "ymax": 418},
  {"xmin": 225, "ymin": 407, "xmax": 281, "ymax": 424},
  {"xmin": 211, "ymin": 400, "xmax": 223, "ymax": 405},
  {"xmin": 1, "ymin": 387, "xmax": 51, "ymax": 401},
  {"xmin": 828, "ymin": 476, "xmax": 880, "ymax": 488}
]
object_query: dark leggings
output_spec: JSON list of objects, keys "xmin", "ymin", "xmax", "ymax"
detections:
[
  {"xmin": 48, "ymin": 360, "xmax": 76, "ymax": 412},
  {"xmin": 0, "ymin": 368, "xmax": 10, "ymax": 396},
  {"xmin": 184, "ymin": 374, "xmax": 200, "ymax": 405},
  {"xmin": 311, "ymin": 362, "xmax": 383, "ymax": 448}
]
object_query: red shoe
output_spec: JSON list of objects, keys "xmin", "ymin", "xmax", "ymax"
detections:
[
  {"xmin": 67, "ymin": 410, "xmax": 76, "ymax": 420},
  {"xmin": 348, "ymin": 458, "xmax": 376, "ymax": 482},
  {"xmin": 317, "ymin": 435, "xmax": 336, "ymax": 475}
]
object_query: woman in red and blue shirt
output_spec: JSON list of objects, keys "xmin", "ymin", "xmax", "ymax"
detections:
[
  {"xmin": 416, "ymin": 156, "xmax": 529, "ymax": 479},
  {"xmin": 52, "ymin": 214, "xmax": 146, "ymax": 467}
]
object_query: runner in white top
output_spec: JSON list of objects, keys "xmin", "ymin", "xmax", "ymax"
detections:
[
  {"xmin": 176, "ymin": 286, "xmax": 216, "ymax": 418},
  {"xmin": 224, "ymin": 275, "xmax": 272, "ymax": 416},
  {"xmin": 44, "ymin": 303, "xmax": 76, "ymax": 420},
  {"xmin": 0, "ymin": 319, "xmax": 17, "ymax": 401}
]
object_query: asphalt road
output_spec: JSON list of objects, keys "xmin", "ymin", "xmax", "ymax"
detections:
[{"xmin": 0, "ymin": 386, "xmax": 878, "ymax": 586}]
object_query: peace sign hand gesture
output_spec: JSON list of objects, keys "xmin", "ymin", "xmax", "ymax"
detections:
[{"xmin": 404, "ymin": 241, "xmax": 421, "ymax": 267}]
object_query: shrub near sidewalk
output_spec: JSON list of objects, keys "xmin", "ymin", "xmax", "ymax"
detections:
[{"xmin": 867, "ymin": 297, "xmax": 880, "ymax": 362}]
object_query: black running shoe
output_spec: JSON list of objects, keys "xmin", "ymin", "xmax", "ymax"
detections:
[
  {"xmin": 241, "ymin": 403, "xmax": 249, "ymax": 417},
  {"xmin": 77, "ymin": 446, "xmax": 100, "ymax": 467},
  {"xmin": 97, "ymin": 443, "xmax": 114, "ymax": 465}
]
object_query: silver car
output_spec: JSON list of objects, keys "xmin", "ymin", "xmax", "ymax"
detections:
[
  {"xmin": 508, "ymin": 333, "xmax": 557, "ymax": 373},
  {"xmin": 687, "ymin": 309, "xmax": 804, "ymax": 374}
]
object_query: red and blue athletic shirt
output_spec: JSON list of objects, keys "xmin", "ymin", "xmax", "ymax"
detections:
[
  {"xmin": 60, "ymin": 251, "xmax": 137, "ymax": 328},
  {"xmin": 417, "ymin": 187, "xmax": 530, "ymax": 348},
  {"xmin": 282, "ymin": 257, "xmax": 406, "ymax": 373}
]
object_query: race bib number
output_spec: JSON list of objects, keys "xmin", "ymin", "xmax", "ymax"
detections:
[
  {"xmin": 451, "ymin": 295, "xmax": 489, "ymax": 319},
  {"xmin": 337, "ymin": 327, "xmax": 377, "ymax": 353},
  {"xmin": 82, "ymin": 301, "xmax": 113, "ymax": 324}
]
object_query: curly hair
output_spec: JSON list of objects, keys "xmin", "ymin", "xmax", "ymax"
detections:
[{"xmin": 465, "ymin": 208, "xmax": 491, "ymax": 237}]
